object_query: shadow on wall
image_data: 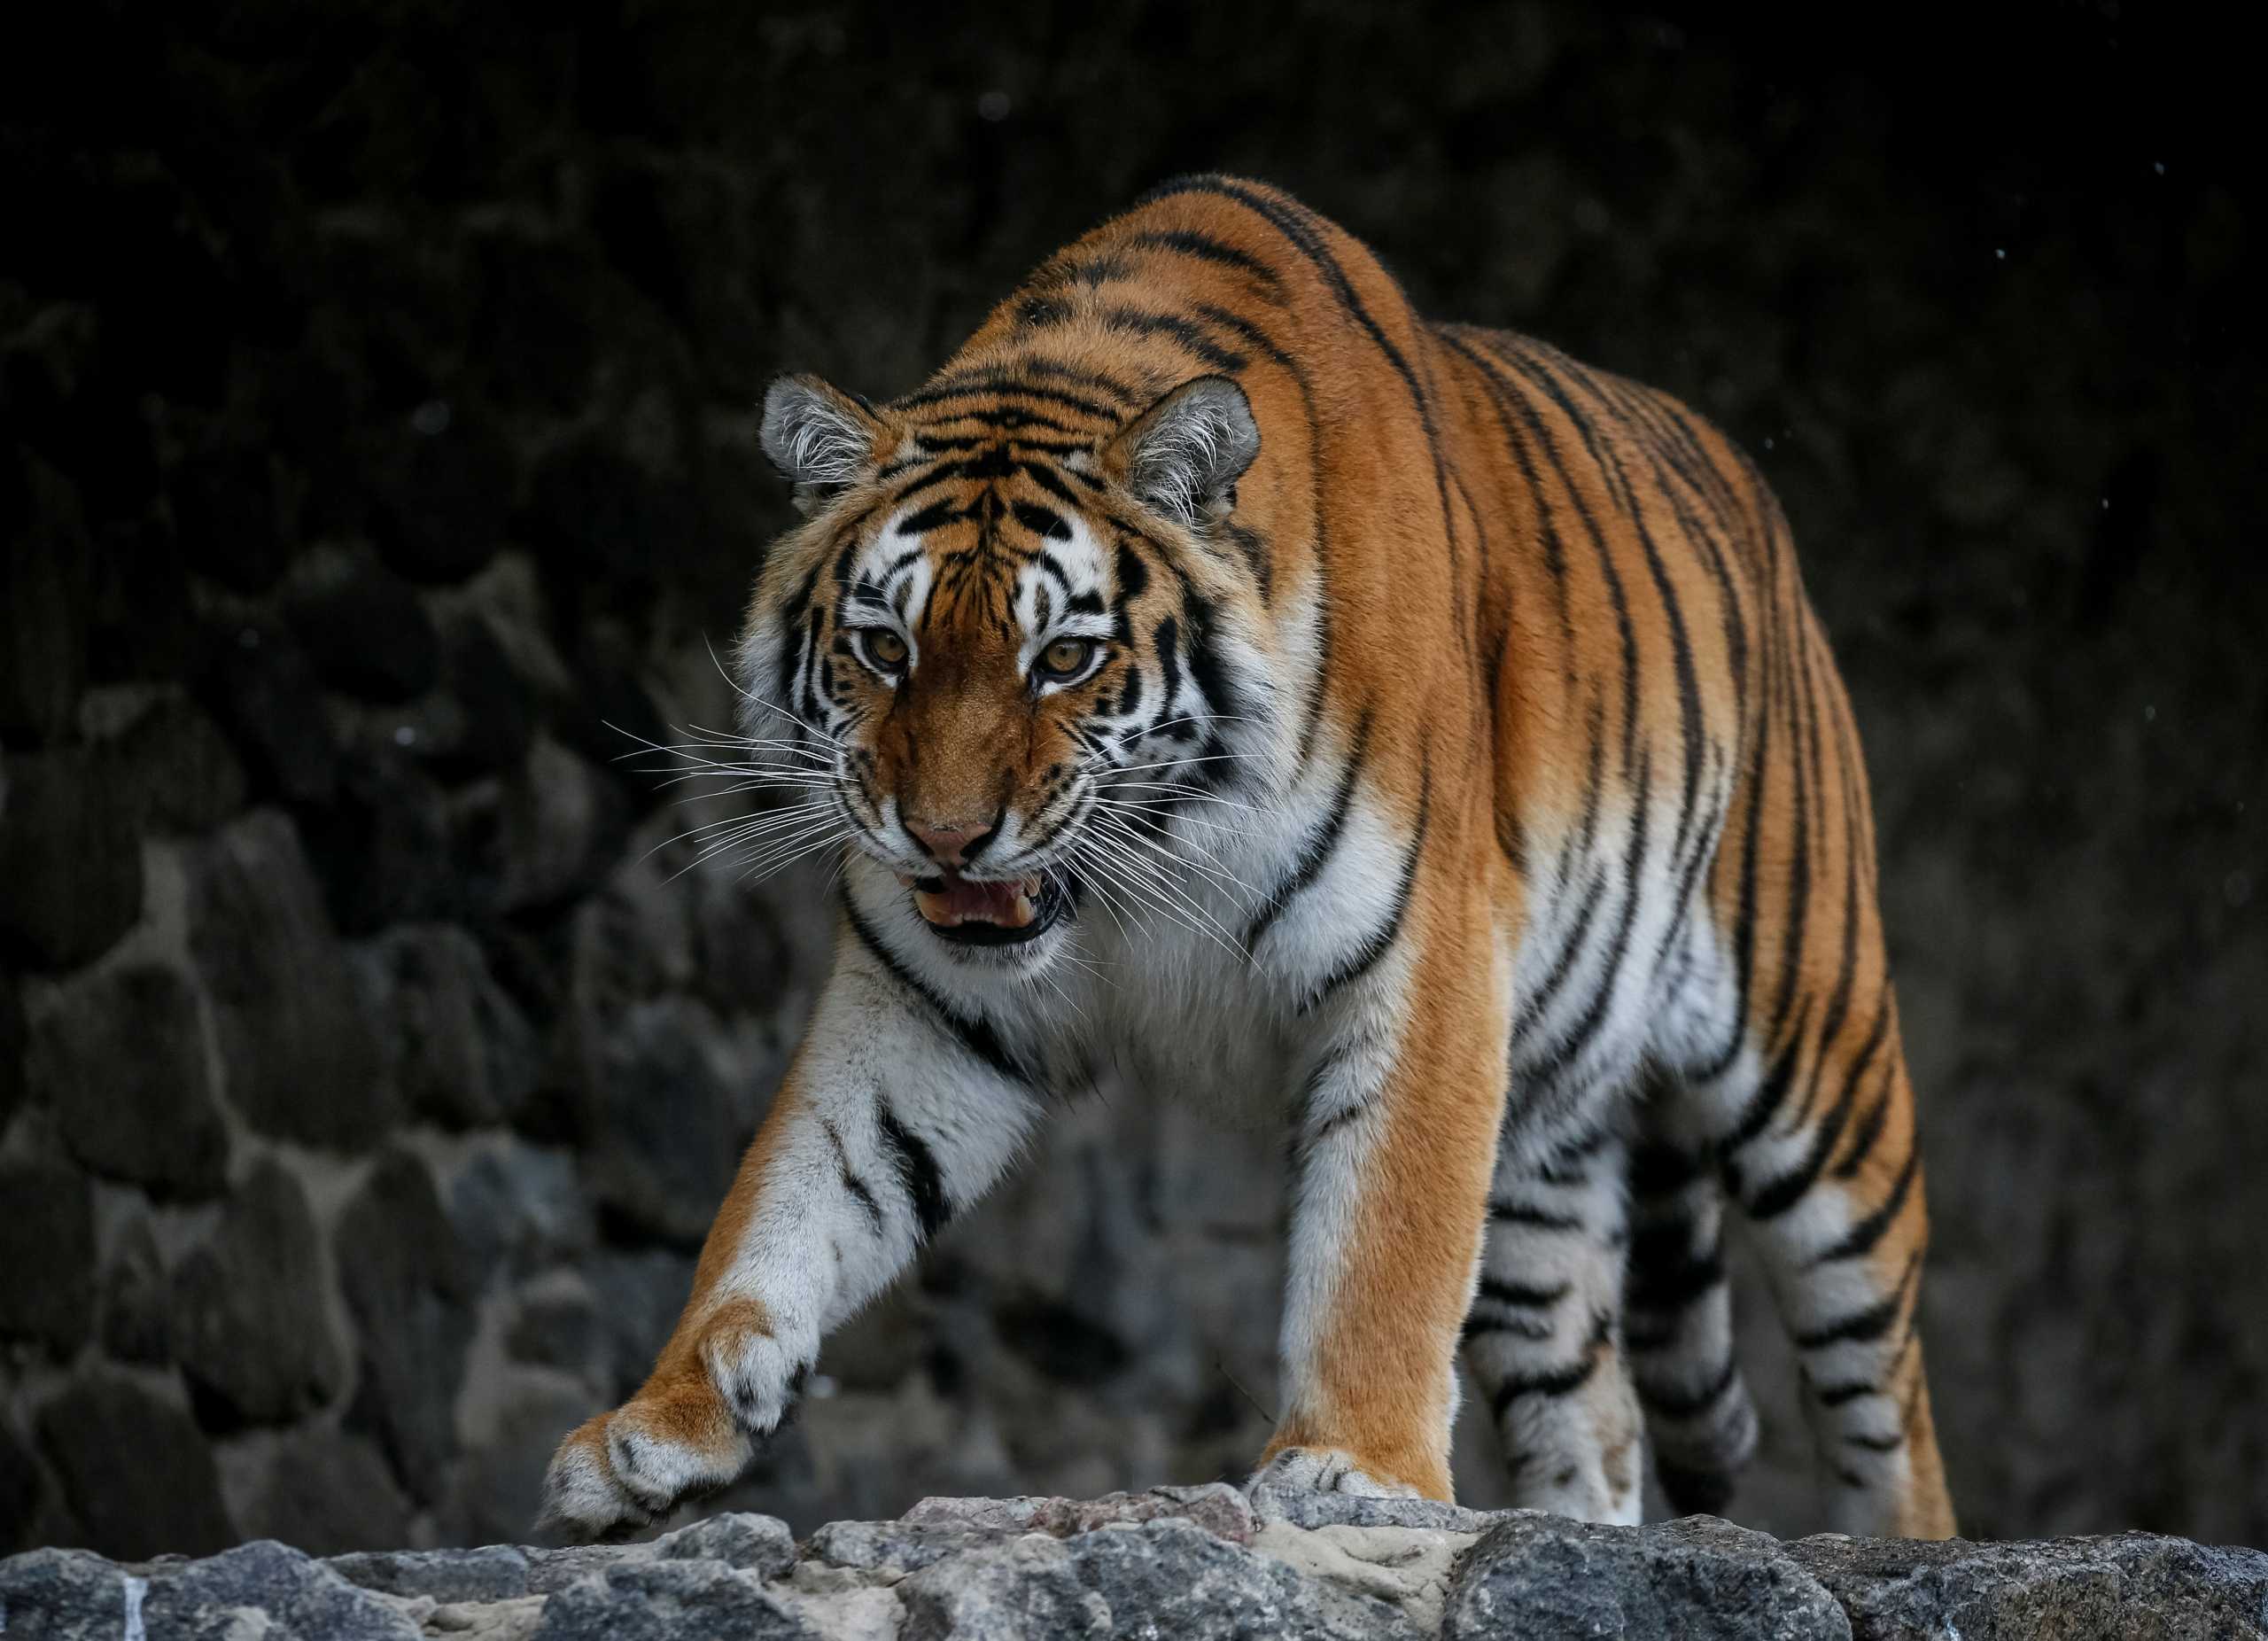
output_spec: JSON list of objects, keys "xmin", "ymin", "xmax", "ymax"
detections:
[{"xmin": 2, "ymin": 0, "xmax": 2264, "ymax": 1559}]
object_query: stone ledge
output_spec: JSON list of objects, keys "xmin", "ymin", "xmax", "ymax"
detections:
[{"xmin": 4, "ymin": 1488, "xmax": 2263, "ymax": 1639}]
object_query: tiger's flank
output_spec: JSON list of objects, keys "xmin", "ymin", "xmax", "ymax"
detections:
[{"xmin": 542, "ymin": 175, "xmax": 1956, "ymax": 1544}]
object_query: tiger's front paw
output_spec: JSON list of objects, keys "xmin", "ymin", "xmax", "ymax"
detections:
[
  {"xmin": 1248, "ymin": 1443, "xmax": 1425, "ymax": 1500},
  {"xmin": 538, "ymin": 1303, "xmax": 808, "ymax": 1543}
]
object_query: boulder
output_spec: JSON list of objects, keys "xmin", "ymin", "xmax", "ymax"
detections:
[
  {"xmin": 169, "ymin": 1161, "xmax": 346, "ymax": 1427},
  {"xmin": 33, "ymin": 960, "xmax": 229, "ymax": 1197}
]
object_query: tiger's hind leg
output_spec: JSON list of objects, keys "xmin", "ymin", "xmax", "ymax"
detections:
[
  {"xmin": 1463, "ymin": 1111, "xmax": 1646, "ymax": 1525},
  {"xmin": 1624, "ymin": 1086, "xmax": 1761, "ymax": 1517}
]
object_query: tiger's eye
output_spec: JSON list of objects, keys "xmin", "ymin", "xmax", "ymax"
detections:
[
  {"xmin": 1038, "ymin": 638, "xmax": 1094, "ymax": 678},
  {"xmin": 863, "ymin": 629, "xmax": 909, "ymax": 669}
]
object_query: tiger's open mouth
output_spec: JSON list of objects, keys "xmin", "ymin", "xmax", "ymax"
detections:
[{"xmin": 904, "ymin": 870, "xmax": 1071, "ymax": 946}]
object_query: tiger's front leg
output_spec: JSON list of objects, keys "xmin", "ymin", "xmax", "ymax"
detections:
[
  {"xmin": 1255, "ymin": 892, "xmax": 1510, "ymax": 1502},
  {"xmin": 540, "ymin": 945, "xmax": 1044, "ymax": 1540}
]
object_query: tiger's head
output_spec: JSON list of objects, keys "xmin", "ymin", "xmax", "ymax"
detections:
[{"xmin": 734, "ymin": 368, "xmax": 1276, "ymax": 965}]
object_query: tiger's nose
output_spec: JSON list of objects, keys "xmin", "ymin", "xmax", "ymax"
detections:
[{"xmin": 905, "ymin": 817, "xmax": 994, "ymax": 867}]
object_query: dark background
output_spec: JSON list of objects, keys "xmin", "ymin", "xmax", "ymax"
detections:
[{"xmin": 3, "ymin": 0, "xmax": 2262, "ymax": 1561}]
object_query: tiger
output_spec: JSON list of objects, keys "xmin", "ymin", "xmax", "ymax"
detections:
[{"xmin": 542, "ymin": 174, "xmax": 1956, "ymax": 1543}]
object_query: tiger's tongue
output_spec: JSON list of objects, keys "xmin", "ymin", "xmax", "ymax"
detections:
[{"xmin": 913, "ymin": 874, "xmax": 1037, "ymax": 929}]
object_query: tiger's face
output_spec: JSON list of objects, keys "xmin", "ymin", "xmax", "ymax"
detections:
[{"xmin": 737, "ymin": 370, "xmax": 1266, "ymax": 962}]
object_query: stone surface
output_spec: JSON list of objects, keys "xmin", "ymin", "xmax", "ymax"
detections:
[
  {"xmin": 0, "ymin": 747, "xmax": 142, "ymax": 971},
  {"xmin": 97, "ymin": 1215, "xmax": 169, "ymax": 1365},
  {"xmin": 284, "ymin": 541, "xmax": 441, "ymax": 703},
  {"xmin": 184, "ymin": 808, "xmax": 391, "ymax": 1147},
  {"xmin": 1789, "ymin": 1529, "xmax": 2268, "ymax": 1640},
  {"xmin": 1448, "ymin": 1512, "xmax": 1852, "ymax": 1640},
  {"xmin": 170, "ymin": 1161, "xmax": 346, "ymax": 1427},
  {"xmin": 6, "ymin": 1490, "xmax": 2268, "ymax": 1638},
  {"xmin": 239, "ymin": 1428, "xmax": 414, "ymax": 1558},
  {"xmin": 0, "ymin": 1160, "xmax": 94, "ymax": 1351},
  {"xmin": 30, "ymin": 1373, "xmax": 233, "ymax": 1559},
  {"xmin": 104, "ymin": 687, "xmax": 249, "ymax": 834},
  {"xmin": 338, "ymin": 1148, "xmax": 478, "ymax": 1501},
  {"xmin": 34, "ymin": 960, "xmax": 229, "ymax": 1196},
  {"xmin": 533, "ymin": 1558, "xmax": 816, "ymax": 1639},
  {"xmin": 579, "ymin": 994, "xmax": 747, "ymax": 1245},
  {"xmin": 352, "ymin": 921, "xmax": 540, "ymax": 1129},
  {"xmin": 0, "ymin": 967, "xmax": 23, "ymax": 1131}
]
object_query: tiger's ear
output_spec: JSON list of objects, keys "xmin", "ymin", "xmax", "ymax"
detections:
[
  {"xmin": 1106, "ymin": 375, "xmax": 1260, "ymax": 525},
  {"xmin": 760, "ymin": 374, "xmax": 888, "ymax": 513}
]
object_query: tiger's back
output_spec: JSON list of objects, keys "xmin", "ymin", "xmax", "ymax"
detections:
[{"xmin": 541, "ymin": 175, "xmax": 1953, "ymax": 1543}]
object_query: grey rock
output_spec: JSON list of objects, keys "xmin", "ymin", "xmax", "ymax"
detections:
[
  {"xmin": 0, "ymin": 1159, "xmax": 94, "ymax": 1350},
  {"xmin": 353, "ymin": 922, "xmax": 540, "ymax": 1129},
  {"xmin": 284, "ymin": 540, "xmax": 440, "ymax": 703},
  {"xmin": 532, "ymin": 1559, "xmax": 819, "ymax": 1639},
  {"xmin": 1789, "ymin": 1528, "xmax": 2268, "ymax": 1640},
  {"xmin": 170, "ymin": 1160, "xmax": 346, "ymax": 1426},
  {"xmin": 172, "ymin": 444, "xmax": 291, "ymax": 593},
  {"xmin": 449, "ymin": 1140, "xmax": 596, "ymax": 1286},
  {"xmin": 587, "ymin": 1246, "xmax": 697, "ymax": 1398},
  {"xmin": 300, "ymin": 745, "xmax": 458, "ymax": 934},
  {"xmin": 581, "ymin": 994, "xmax": 745, "ymax": 1244},
  {"xmin": 806, "ymin": 1518, "xmax": 998, "ymax": 1576},
  {"xmin": 655, "ymin": 1511, "xmax": 798, "ymax": 1576},
  {"xmin": 147, "ymin": 1539, "xmax": 423, "ymax": 1639},
  {"xmin": 97, "ymin": 1215, "xmax": 169, "ymax": 1364},
  {"xmin": 0, "ymin": 965, "xmax": 23, "ymax": 1130},
  {"xmin": 0, "ymin": 1419, "xmax": 42, "ymax": 1553},
  {"xmin": 241, "ymin": 1428, "xmax": 414, "ymax": 1558},
  {"xmin": 185, "ymin": 809, "xmax": 391, "ymax": 1147},
  {"xmin": 507, "ymin": 1278, "xmax": 600, "ymax": 1371},
  {"xmin": 0, "ymin": 1548, "xmax": 130, "ymax": 1641},
  {"xmin": 338, "ymin": 1148, "xmax": 478, "ymax": 1500},
  {"xmin": 32, "ymin": 1373, "xmax": 233, "ymax": 1559},
  {"xmin": 371, "ymin": 398, "xmax": 516, "ymax": 585},
  {"xmin": 35, "ymin": 961, "xmax": 229, "ymax": 1196},
  {"xmin": 903, "ymin": 1484, "xmax": 1255, "ymax": 1545},
  {"xmin": 454, "ymin": 735, "xmax": 627, "ymax": 916},
  {"xmin": 0, "ymin": 449, "xmax": 91, "ymax": 741},
  {"xmin": 0, "ymin": 747, "xmax": 142, "ymax": 971},
  {"xmin": 210, "ymin": 618, "xmax": 341, "ymax": 805},
  {"xmin": 106, "ymin": 688, "xmax": 248, "ymax": 834},
  {"xmin": 1445, "ymin": 1512, "xmax": 1851, "ymax": 1641},
  {"xmin": 329, "ymin": 1544, "xmax": 532, "ymax": 1603},
  {"xmin": 898, "ymin": 1517, "xmax": 1419, "ymax": 1641},
  {"xmin": 1249, "ymin": 1484, "xmax": 1496, "ymax": 1536}
]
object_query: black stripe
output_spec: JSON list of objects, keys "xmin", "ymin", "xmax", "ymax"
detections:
[
  {"xmin": 1489, "ymin": 1199, "xmax": 1586, "ymax": 1233},
  {"xmin": 843, "ymin": 899, "xmax": 1033, "ymax": 1089},
  {"xmin": 875, "ymin": 1098, "xmax": 951, "ymax": 1243},
  {"xmin": 893, "ymin": 376, "xmax": 1115, "ymax": 422},
  {"xmin": 821, "ymin": 1119, "xmax": 884, "ymax": 1234},
  {"xmin": 1464, "ymin": 1313, "xmax": 1555, "ymax": 1343},
  {"xmin": 1627, "ymin": 1230, "xmax": 1726, "ymax": 1312},
  {"xmin": 1813, "ymin": 1147, "xmax": 1921, "ymax": 1264},
  {"xmin": 1247, "ymin": 707, "xmax": 1373, "ymax": 948},
  {"xmin": 1843, "ymin": 1430, "xmax": 1905, "ymax": 1453},
  {"xmin": 1477, "ymin": 1276, "xmax": 1571, "ymax": 1309},
  {"xmin": 1297, "ymin": 752, "xmax": 1432, "ymax": 1012},
  {"xmin": 1813, "ymin": 1379, "xmax": 1880, "ymax": 1408},
  {"xmin": 1795, "ymin": 1254, "xmax": 1919, "ymax": 1350},
  {"xmin": 1092, "ymin": 305, "xmax": 1248, "ymax": 372},
  {"xmin": 1122, "ymin": 228, "xmax": 1284, "ymax": 291}
]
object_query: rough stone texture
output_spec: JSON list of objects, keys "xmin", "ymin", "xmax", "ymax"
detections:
[
  {"xmin": 11, "ymin": 1497, "xmax": 2258, "ymax": 1639},
  {"xmin": 1790, "ymin": 1530, "xmax": 2268, "ymax": 1640},
  {"xmin": 170, "ymin": 1160, "xmax": 346, "ymax": 1426},
  {"xmin": 351, "ymin": 921, "xmax": 539, "ymax": 1129},
  {"xmin": 0, "ymin": 748, "xmax": 141, "ymax": 970},
  {"xmin": 0, "ymin": 1159, "xmax": 94, "ymax": 1352},
  {"xmin": 338, "ymin": 1148, "xmax": 478, "ymax": 1501},
  {"xmin": 30, "ymin": 1373, "xmax": 233, "ymax": 1559},
  {"xmin": 237, "ymin": 1428, "xmax": 414, "ymax": 1559},
  {"xmin": 184, "ymin": 809, "xmax": 391, "ymax": 1148},
  {"xmin": 32, "ymin": 960, "xmax": 229, "ymax": 1196},
  {"xmin": 0, "ymin": 0, "xmax": 2262, "ymax": 1565},
  {"xmin": 1448, "ymin": 1512, "xmax": 1852, "ymax": 1639}
]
